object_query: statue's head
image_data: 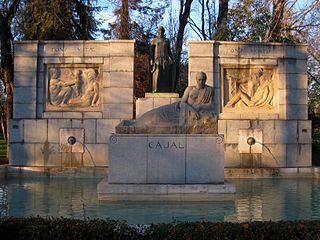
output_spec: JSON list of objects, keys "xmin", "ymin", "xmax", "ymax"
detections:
[
  {"xmin": 84, "ymin": 68, "xmax": 97, "ymax": 81},
  {"xmin": 49, "ymin": 68, "xmax": 61, "ymax": 78},
  {"xmin": 157, "ymin": 26, "xmax": 165, "ymax": 37},
  {"xmin": 196, "ymin": 71, "xmax": 207, "ymax": 88}
]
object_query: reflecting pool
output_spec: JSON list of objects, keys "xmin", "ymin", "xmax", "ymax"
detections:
[{"xmin": 0, "ymin": 177, "xmax": 320, "ymax": 224}]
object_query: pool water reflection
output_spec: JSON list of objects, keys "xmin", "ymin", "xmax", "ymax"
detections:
[{"xmin": 0, "ymin": 177, "xmax": 319, "ymax": 224}]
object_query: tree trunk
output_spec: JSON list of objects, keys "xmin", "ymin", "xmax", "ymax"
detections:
[
  {"xmin": 265, "ymin": 0, "xmax": 286, "ymax": 41},
  {"xmin": 0, "ymin": 0, "xmax": 21, "ymax": 159},
  {"xmin": 119, "ymin": 0, "xmax": 130, "ymax": 39},
  {"xmin": 174, "ymin": 0, "xmax": 193, "ymax": 92},
  {"xmin": 215, "ymin": 0, "xmax": 228, "ymax": 40}
]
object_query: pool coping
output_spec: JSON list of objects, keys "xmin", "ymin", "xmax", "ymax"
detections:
[{"xmin": 0, "ymin": 165, "xmax": 320, "ymax": 179}]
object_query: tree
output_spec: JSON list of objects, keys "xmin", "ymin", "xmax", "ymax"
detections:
[
  {"xmin": 102, "ymin": 0, "xmax": 168, "ymax": 99},
  {"xmin": 17, "ymin": 0, "xmax": 99, "ymax": 40},
  {"xmin": 174, "ymin": 0, "xmax": 193, "ymax": 92},
  {"xmin": 214, "ymin": 0, "xmax": 228, "ymax": 40},
  {"xmin": 0, "ymin": 0, "xmax": 20, "ymax": 154}
]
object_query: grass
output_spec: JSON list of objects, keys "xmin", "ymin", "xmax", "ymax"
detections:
[{"xmin": 0, "ymin": 131, "xmax": 7, "ymax": 163}]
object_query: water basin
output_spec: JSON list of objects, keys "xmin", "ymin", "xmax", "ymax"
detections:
[{"xmin": 0, "ymin": 177, "xmax": 319, "ymax": 224}]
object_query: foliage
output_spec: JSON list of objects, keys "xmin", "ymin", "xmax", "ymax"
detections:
[
  {"xmin": 227, "ymin": 0, "xmax": 272, "ymax": 42},
  {"xmin": 0, "ymin": 131, "xmax": 7, "ymax": 163},
  {"xmin": 16, "ymin": 0, "xmax": 99, "ymax": 40},
  {"xmin": 313, "ymin": 126, "xmax": 320, "ymax": 145},
  {"xmin": 102, "ymin": 0, "xmax": 168, "ymax": 41},
  {"xmin": 1, "ymin": 217, "xmax": 320, "ymax": 240}
]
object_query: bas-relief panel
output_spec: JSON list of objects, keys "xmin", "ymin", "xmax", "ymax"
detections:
[
  {"xmin": 221, "ymin": 66, "xmax": 277, "ymax": 112},
  {"xmin": 45, "ymin": 64, "xmax": 102, "ymax": 111}
]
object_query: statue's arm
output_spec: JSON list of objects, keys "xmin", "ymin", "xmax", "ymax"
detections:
[
  {"xmin": 150, "ymin": 42, "xmax": 156, "ymax": 65},
  {"xmin": 167, "ymin": 40, "xmax": 174, "ymax": 61}
]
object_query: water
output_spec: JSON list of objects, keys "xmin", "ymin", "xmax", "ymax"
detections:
[{"xmin": 0, "ymin": 177, "xmax": 320, "ymax": 224}]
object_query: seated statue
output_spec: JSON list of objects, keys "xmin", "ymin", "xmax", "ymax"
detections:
[{"xmin": 124, "ymin": 72, "xmax": 217, "ymax": 134}]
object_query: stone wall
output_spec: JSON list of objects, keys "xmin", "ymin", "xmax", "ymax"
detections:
[
  {"xmin": 188, "ymin": 41, "xmax": 311, "ymax": 167},
  {"xmin": 10, "ymin": 40, "xmax": 135, "ymax": 167}
]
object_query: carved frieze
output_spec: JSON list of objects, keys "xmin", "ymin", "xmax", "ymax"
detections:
[
  {"xmin": 221, "ymin": 66, "xmax": 277, "ymax": 112},
  {"xmin": 45, "ymin": 64, "xmax": 102, "ymax": 111}
]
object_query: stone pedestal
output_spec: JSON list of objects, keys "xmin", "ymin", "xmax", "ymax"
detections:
[
  {"xmin": 97, "ymin": 133, "xmax": 236, "ymax": 201},
  {"xmin": 97, "ymin": 180, "xmax": 235, "ymax": 201}
]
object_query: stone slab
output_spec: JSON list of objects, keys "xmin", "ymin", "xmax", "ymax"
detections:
[
  {"xmin": 103, "ymin": 87, "xmax": 133, "ymax": 104},
  {"xmin": 108, "ymin": 135, "xmax": 148, "ymax": 183},
  {"xmin": 136, "ymin": 98, "xmax": 154, "ymax": 118},
  {"xmin": 13, "ymin": 103, "xmax": 36, "ymax": 119},
  {"xmin": 9, "ymin": 120, "xmax": 24, "ymax": 143},
  {"xmin": 298, "ymin": 121, "xmax": 312, "ymax": 144},
  {"xmin": 24, "ymin": 119, "xmax": 47, "ymax": 143},
  {"xmin": 226, "ymin": 120, "xmax": 250, "ymax": 143},
  {"xmin": 274, "ymin": 120, "xmax": 298, "ymax": 144},
  {"xmin": 238, "ymin": 128, "xmax": 263, "ymax": 153},
  {"xmin": 106, "ymin": 72, "xmax": 134, "ymax": 88},
  {"xmin": 109, "ymin": 41, "xmax": 134, "ymax": 57},
  {"xmin": 59, "ymin": 128, "xmax": 84, "ymax": 153},
  {"xmin": 14, "ymin": 71, "xmax": 37, "ymax": 87},
  {"xmin": 108, "ymin": 134, "xmax": 225, "ymax": 184},
  {"xmin": 83, "ymin": 42, "xmax": 110, "ymax": 57},
  {"xmin": 188, "ymin": 41, "xmax": 214, "ymax": 57},
  {"xmin": 34, "ymin": 143, "xmax": 61, "ymax": 167},
  {"xmin": 9, "ymin": 143, "xmax": 35, "ymax": 166},
  {"xmin": 14, "ymin": 41, "xmax": 39, "ymax": 57},
  {"xmin": 147, "ymin": 136, "xmax": 186, "ymax": 184},
  {"xmin": 14, "ymin": 87, "xmax": 36, "ymax": 104},
  {"xmin": 186, "ymin": 136, "xmax": 224, "ymax": 183},
  {"xmin": 72, "ymin": 119, "xmax": 97, "ymax": 143},
  {"xmin": 97, "ymin": 180, "xmax": 235, "ymax": 201},
  {"xmin": 14, "ymin": 57, "xmax": 37, "ymax": 71},
  {"xmin": 83, "ymin": 143, "xmax": 108, "ymax": 167},
  {"xmin": 103, "ymin": 104, "xmax": 132, "ymax": 119},
  {"xmin": 286, "ymin": 105, "xmax": 308, "ymax": 120},
  {"xmin": 96, "ymin": 119, "xmax": 121, "ymax": 143},
  {"xmin": 48, "ymin": 119, "xmax": 72, "ymax": 143},
  {"xmin": 261, "ymin": 144, "xmax": 286, "ymax": 167},
  {"xmin": 224, "ymin": 144, "xmax": 241, "ymax": 167},
  {"xmin": 109, "ymin": 57, "xmax": 134, "ymax": 72}
]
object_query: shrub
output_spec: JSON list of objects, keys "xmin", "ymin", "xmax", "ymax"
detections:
[{"xmin": 1, "ymin": 217, "xmax": 320, "ymax": 240}]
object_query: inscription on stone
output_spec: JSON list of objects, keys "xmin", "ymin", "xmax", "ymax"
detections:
[
  {"xmin": 148, "ymin": 141, "xmax": 185, "ymax": 149},
  {"xmin": 85, "ymin": 47, "xmax": 95, "ymax": 53},
  {"xmin": 51, "ymin": 47, "xmax": 63, "ymax": 53}
]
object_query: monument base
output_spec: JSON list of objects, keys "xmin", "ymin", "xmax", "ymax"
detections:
[{"xmin": 97, "ymin": 178, "xmax": 235, "ymax": 201}]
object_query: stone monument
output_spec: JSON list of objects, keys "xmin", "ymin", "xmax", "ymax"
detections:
[
  {"xmin": 9, "ymin": 40, "xmax": 135, "ymax": 167},
  {"xmin": 97, "ymin": 71, "xmax": 235, "ymax": 201}
]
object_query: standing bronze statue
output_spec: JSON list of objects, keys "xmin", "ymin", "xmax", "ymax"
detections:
[{"xmin": 150, "ymin": 26, "xmax": 175, "ymax": 92}]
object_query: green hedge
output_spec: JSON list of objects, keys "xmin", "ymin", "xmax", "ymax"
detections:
[{"xmin": 1, "ymin": 217, "xmax": 320, "ymax": 240}]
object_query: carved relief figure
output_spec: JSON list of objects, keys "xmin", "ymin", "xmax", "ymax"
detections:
[
  {"xmin": 133, "ymin": 71, "xmax": 216, "ymax": 131},
  {"xmin": 48, "ymin": 67, "xmax": 100, "ymax": 109},
  {"xmin": 49, "ymin": 68, "xmax": 74, "ymax": 106},
  {"xmin": 150, "ymin": 26, "xmax": 174, "ymax": 92},
  {"xmin": 225, "ymin": 68, "xmax": 274, "ymax": 108},
  {"xmin": 80, "ymin": 68, "xmax": 100, "ymax": 107}
]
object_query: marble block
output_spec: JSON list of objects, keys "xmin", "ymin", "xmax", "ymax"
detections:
[{"xmin": 107, "ymin": 134, "xmax": 225, "ymax": 184}]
